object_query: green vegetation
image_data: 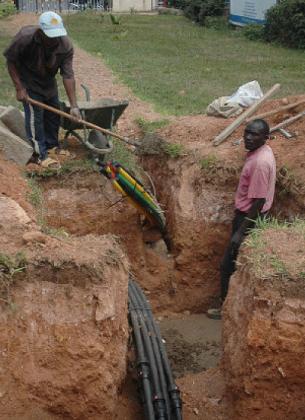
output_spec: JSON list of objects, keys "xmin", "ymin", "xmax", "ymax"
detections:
[
  {"xmin": 265, "ymin": 0, "xmax": 305, "ymax": 49},
  {"xmin": 200, "ymin": 154, "xmax": 217, "ymax": 170},
  {"xmin": 0, "ymin": 251, "xmax": 27, "ymax": 306},
  {"xmin": 183, "ymin": 0, "xmax": 225, "ymax": 26},
  {"xmin": 0, "ymin": 251, "xmax": 27, "ymax": 276},
  {"xmin": 64, "ymin": 13, "xmax": 305, "ymax": 115},
  {"xmin": 1, "ymin": 14, "xmax": 305, "ymax": 114},
  {"xmin": 110, "ymin": 13, "xmax": 121, "ymax": 25},
  {"xmin": 0, "ymin": 1, "xmax": 16, "ymax": 18},
  {"xmin": 42, "ymin": 226, "xmax": 69, "ymax": 238},
  {"xmin": 246, "ymin": 217, "xmax": 305, "ymax": 280},
  {"xmin": 242, "ymin": 24, "xmax": 265, "ymax": 42},
  {"xmin": 26, "ymin": 158, "xmax": 98, "ymax": 179},
  {"xmin": 107, "ymin": 138, "xmax": 143, "ymax": 179},
  {"xmin": 27, "ymin": 177, "xmax": 45, "ymax": 225},
  {"xmin": 26, "ymin": 175, "xmax": 71, "ymax": 235},
  {"xmin": 135, "ymin": 117, "xmax": 169, "ymax": 134},
  {"xmin": 27, "ymin": 178, "xmax": 43, "ymax": 208},
  {"xmin": 0, "ymin": 31, "xmax": 17, "ymax": 107},
  {"xmin": 163, "ymin": 142, "xmax": 186, "ymax": 158}
]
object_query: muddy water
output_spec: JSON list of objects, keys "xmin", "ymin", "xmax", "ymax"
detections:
[{"xmin": 159, "ymin": 314, "xmax": 222, "ymax": 378}]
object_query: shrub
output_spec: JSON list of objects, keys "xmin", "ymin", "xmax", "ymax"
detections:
[
  {"xmin": 242, "ymin": 23, "xmax": 265, "ymax": 41},
  {"xmin": 163, "ymin": 143, "xmax": 186, "ymax": 158},
  {"xmin": 264, "ymin": 0, "xmax": 305, "ymax": 49},
  {"xmin": 0, "ymin": 1, "xmax": 16, "ymax": 18},
  {"xmin": 184, "ymin": 0, "xmax": 225, "ymax": 26}
]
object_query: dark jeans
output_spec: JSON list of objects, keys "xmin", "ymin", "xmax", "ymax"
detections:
[
  {"xmin": 23, "ymin": 91, "xmax": 60, "ymax": 161},
  {"xmin": 220, "ymin": 209, "xmax": 257, "ymax": 301}
]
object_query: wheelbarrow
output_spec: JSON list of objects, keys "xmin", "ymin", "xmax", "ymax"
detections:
[{"xmin": 60, "ymin": 96, "xmax": 129, "ymax": 158}]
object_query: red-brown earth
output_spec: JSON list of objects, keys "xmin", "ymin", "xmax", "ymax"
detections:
[{"xmin": 1, "ymin": 12, "xmax": 305, "ymax": 420}]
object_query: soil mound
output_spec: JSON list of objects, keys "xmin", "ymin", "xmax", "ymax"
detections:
[{"xmin": 0, "ymin": 156, "xmax": 130, "ymax": 419}]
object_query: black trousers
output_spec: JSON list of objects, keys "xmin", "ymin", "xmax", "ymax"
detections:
[
  {"xmin": 220, "ymin": 209, "xmax": 257, "ymax": 301},
  {"xmin": 23, "ymin": 91, "xmax": 60, "ymax": 161}
]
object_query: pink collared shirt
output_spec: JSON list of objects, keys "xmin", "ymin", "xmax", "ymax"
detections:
[{"xmin": 235, "ymin": 144, "xmax": 276, "ymax": 213}]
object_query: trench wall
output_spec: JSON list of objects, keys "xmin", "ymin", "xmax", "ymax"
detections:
[
  {"xmin": 222, "ymin": 226, "xmax": 305, "ymax": 419},
  {"xmin": 0, "ymin": 194, "xmax": 129, "ymax": 419}
]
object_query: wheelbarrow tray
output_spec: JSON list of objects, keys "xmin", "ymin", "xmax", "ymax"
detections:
[{"xmin": 60, "ymin": 98, "xmax": 129, "ymax": 131}]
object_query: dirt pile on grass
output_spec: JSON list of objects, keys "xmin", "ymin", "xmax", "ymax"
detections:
[
  {"xmin": 222, "ymin": 222, "xmax": 305, "ymax": 419},
  {"xmin": 0, "ymin": 154, "xmax": 130, "ymax": 419}
]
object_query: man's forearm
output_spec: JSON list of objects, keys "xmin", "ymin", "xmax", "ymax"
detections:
[
  {"xmin": 63, "ymin": 78, "xmax": 78, "ymax": 108},
  {"xmin": 7, "ymin": 61, "xmax": 28, "ymax": 101},
  {"xmin": 7, "ymin": 61, "xmax": 23, "ymax": 91}
]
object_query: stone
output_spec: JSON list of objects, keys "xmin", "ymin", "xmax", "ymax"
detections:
[
  {"xmin": 0, "ymin": 106, "xmax": 27, "ymax": 141},
  {"xmin": 0, "ymin": 121, "xmax": 33, "ymax": 165},
  {"xmin": 22, "ymin": 231, "xmax": 47, "ymax": 244},
  {"xmin": 0, "ymin": 196, "xmax": 31, "ymax": 226}
]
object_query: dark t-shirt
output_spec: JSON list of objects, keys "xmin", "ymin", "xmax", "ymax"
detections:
[{"xmin": 4, "ymin": 25, "xmax": 74, "ymax": 98}]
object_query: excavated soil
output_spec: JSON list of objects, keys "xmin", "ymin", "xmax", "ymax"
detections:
[
  {"xmin": 222, "ymin": 227, "xmax": 305, "ymax": 420},
  {"xmin": 0, "ymin": 164, "xmax": 130, "ymax": 419},
  {"xmin": 1, "ymin": 12, "xmax": 305, "ymax": 420}
]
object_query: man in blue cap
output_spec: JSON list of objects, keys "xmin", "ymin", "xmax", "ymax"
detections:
[{"xmin": 4, "ymin": 12, "xmax": 80, "ymax": 168}]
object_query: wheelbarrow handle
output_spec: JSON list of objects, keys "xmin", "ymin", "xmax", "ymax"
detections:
[{"xmin": 26, "ymin": 97, "xmax": 140, "ymax": 147}]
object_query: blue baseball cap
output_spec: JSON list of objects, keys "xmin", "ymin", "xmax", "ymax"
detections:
[{"xmin": 39, "ymin": 12, "xmax": 67, "ymax": 38}]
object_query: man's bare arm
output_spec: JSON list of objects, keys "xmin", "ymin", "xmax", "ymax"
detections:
[{"xmin": 7, "ymin": 61, "xmax": 27, "ymax": 101}]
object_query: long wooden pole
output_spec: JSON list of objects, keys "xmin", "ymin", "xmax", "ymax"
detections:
[
  {"xmin": 246, "ymin": 98, "xmax": 305, "ymax": 123},
  {"xmin": 212, "ymin": 83, "xmax": 281, "ymax": 146},
  {"xmin": 233, "ymin": 109, "xmax": 305, "ymax": 145},
  {"xmin": 270, "ymin": 110, "xmax": 305, "ymax": 133},
  {"xmin": 27, "ymin": 97, "xmax": 140, "ymax": 147}
]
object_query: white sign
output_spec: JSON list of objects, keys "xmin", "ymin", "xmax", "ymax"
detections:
[{"xmin": 230, "ymin": 0, "xmax": 277, "ymax": 26}]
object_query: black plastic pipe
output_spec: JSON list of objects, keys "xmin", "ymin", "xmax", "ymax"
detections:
[
  {"xmin": 132, "ymin": 281, "xmax": 183, "ymax": 420},
  {"xmin": 129, "ymin": 300, "xmax": 156, "ymax": 420},
  {"xmin": 130, "ymin": 282, "xmax": 171, "ymax": 417},
  {"xmin": 129, "ymin": 286, "xmax": 167, "ymax": 420}
]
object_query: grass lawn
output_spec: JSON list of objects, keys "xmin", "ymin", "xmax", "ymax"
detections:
[
  {"xmin": 1, "ymin": 14, "xmax": 305, "ymax": 115},
  {"xmin": 0, "ymin": 30, "xmax": 18, "ymax": 107},
  {"xmin": 64, "ymin": 13, "xmax": 305, "ymax": 116}
]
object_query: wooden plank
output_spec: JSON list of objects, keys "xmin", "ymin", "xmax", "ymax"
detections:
[
  {"xmin": 270, "ymin": 110, "xmax": 305, "ymax": 133},
  {"xmin": 212, "ymin": 83, "xmax": 281, "ymax": 146},
  {"xmin": 233, "ymin": 109, "xmax": 305, "ymax": 145},
  {"xmin": 246, "ymin": 99, "xmax": 305, "ymax": 123}
]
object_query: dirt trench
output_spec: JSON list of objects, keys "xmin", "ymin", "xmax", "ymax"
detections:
[
  {"xmin": 2, "ymin": 14, "xmax": 305, "ymax": 418},
  {"xmin": 27, "ymin": 101, "xmax": 305, "ymax": 419},
  {"xmin": 1, "ymin": 103, "xmax": 305, "ymax": 419}
]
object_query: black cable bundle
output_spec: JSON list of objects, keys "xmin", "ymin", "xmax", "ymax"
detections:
[{"xmin": 128, "ymin": 279, "xmax": 183, "ymax": 420}]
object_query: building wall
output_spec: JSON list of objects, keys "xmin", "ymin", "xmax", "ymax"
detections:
[{"xmin": 112, "ymin": 0, "xmax": 156, "ymax": 12}]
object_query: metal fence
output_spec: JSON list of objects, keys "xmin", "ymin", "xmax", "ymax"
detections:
[{"xmin": 17, "ymin": 0, "xmax": 110, "ymax": 13}]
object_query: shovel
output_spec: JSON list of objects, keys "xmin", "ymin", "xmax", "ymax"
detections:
[{"xmin": 26, "ymin": 97, "xmax": 140, "ymax": 147}]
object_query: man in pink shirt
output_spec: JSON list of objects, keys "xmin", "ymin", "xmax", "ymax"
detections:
[{"xmin": 208, "ymin": 119, "xmax": 276, "ymax": 319}]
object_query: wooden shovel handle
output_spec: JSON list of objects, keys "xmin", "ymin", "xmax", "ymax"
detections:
[{"xmin": 26, "ymin": 97, "xmax": 140, "ymax": 147}]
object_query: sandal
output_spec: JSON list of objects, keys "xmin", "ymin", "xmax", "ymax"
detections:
[{"xmin": 40, "ymin": 157, "xmax": 61, "ymax": 169}]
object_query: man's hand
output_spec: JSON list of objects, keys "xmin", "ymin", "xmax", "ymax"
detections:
[
  {"xmin": 230, "ymin": 230, "xmax": 243, "ymax": 250},
  {"xmin": 70, "ymin": 107, "xmax": 81, "ymax": 119},
  {"xmin": 16, "ymin": 87, "xmax": 28, "ymax": 102}
]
